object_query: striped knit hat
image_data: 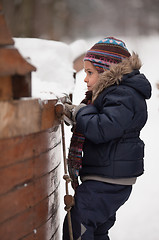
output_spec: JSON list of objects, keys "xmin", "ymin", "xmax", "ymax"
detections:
[{"xmin": 84, "ymin": 37, "xmax": 131, "ymax": 73}]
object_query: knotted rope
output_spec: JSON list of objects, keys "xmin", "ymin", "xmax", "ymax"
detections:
[
  {"xmin": 61, "ymin": 121, "xmax": 74, "ymax": 240},
  {"xmin": 55, "ymin": 99, "xmax": 75, "ymax": 240}
]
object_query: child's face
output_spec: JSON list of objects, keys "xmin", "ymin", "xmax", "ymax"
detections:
[{"xmin": 84, "ymin": 61, "xmax": 99, "ymax": 91}]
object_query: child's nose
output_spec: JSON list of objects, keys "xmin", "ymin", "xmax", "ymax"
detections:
[{"xmin": 84, "ymin": 76, "xmax": 88, "ymax": 83}]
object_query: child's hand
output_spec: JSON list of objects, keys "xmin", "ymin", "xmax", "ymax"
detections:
[
  {"xmin": 64, "ymin": 103, "xmax": 76, "ymax": 118},
  {"xmin": 63, "ymin": 103, "xmax": 76, "ymax": 125}
]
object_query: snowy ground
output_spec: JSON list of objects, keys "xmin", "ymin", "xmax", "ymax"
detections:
[
  {"xmin": 60, "ymin": 36, "xmax": 159, "ymax": 240},
  {"xmin": 15, "ymin": 36, "xmax": 159, "ymax": 239}
]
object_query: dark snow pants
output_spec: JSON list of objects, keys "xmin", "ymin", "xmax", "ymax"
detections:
[{"xmin": 63, "ymin": 180, "xmax": 132, "ymax": 240}]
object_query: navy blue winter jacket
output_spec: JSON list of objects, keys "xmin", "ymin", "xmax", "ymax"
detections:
[{"xmin": 76, "ymin": 54, "xmax": 151, "ymax": 179}]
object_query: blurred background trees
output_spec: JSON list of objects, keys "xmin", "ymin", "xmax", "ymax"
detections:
[{"xmin": 2, "ymin": 0, "xmax": 159, "ymax": 42}]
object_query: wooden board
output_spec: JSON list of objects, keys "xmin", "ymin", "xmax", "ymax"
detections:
[
  {"xmin": 0, "ymin": 98, "xmax": 63, "ymax": 139},
  {"xmin": 0, "ymin": 126, "xmax": 61, "ymax": 168},
  {"xmin": 0, "ymin": 189, "xmax": 60, "ymax": 240}
]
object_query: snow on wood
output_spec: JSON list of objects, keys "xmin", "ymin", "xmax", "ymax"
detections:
[{"xmin": 14, "ymin": 38, "xmax": 87, "ymax": 100}]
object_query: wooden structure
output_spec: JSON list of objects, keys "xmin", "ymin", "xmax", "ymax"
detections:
[
  {"xmin": 0, "ymin": 5, "xmax": 64, "ymax": 240},
  {"xmin": 73, "ymin": 53, "xmax": 85, "ymax": 73}
]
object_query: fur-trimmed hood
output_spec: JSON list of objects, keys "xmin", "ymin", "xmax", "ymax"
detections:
[{"xmin": 92, "ymin": 53, "xmax": 151, "ymax": 102}]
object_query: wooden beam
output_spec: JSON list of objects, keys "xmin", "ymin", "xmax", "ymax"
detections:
[
  {"xmin": 0, "ymin": 98, "xmax": 64, "ymax": 139},
  {"xmin": 0, "ymin": 125, "xmax": 61, "ymax": 168}
]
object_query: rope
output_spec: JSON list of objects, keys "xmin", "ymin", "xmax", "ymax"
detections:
[{"xmin": 61, "ymin": 121, "xmax": 74, "ymax": 240}]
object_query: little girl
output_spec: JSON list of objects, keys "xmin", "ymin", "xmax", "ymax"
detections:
[{"xmin": 63, "ymin": 37, "xmax": 151, "ymax": 240}]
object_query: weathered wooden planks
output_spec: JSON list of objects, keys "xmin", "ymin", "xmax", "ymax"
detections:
[
  {"xmin": 20, "ymin": 205, "xmax": 60, "ymax": 240},
  {"xmin": 0, "ymin": 190, "xmax": 60, "ymax": 240},
  {"xmin": 0, "ymin": 138, "xmax": 61, "ymax": 196},
  {"xmin": 0, "ymin": 126, "xmax": 61, "ymax": 168},
  {"xmin": 0, "ymin": 126, "xmax": 62, "ymax": 240},
  {"xmin": 0, "ymin": 101, "xmax": 64, "ymax": 239},
  {"xmin": 0, "ymin": 169, "xmax": 60, "ymax": 222}
]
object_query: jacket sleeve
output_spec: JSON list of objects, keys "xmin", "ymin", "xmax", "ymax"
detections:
[{"xmin": 75, "ymin": 88, "xmax": 134, "ymax": 144}]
